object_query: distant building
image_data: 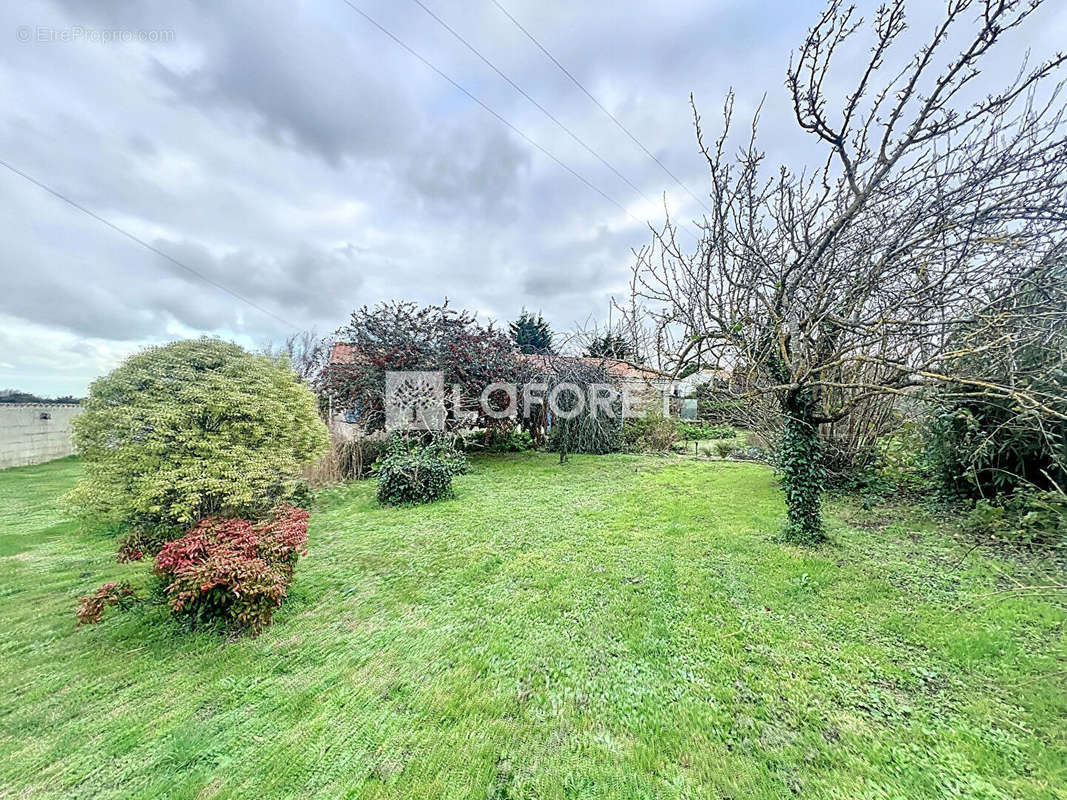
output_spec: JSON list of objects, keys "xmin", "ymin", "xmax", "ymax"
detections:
[
  {"xmin": 673, "ymin": 369, "xmax": 731, "ymax": 399},
  {"xmin": 515, "ymin": 353, "xmax": 673, "ymax": 417}
]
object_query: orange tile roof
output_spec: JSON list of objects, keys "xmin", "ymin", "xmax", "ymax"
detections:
[
  {"xmin": 329, "ymin": 342, "xmax": 361, "ymax": 364},
  {"xmin": 515, "ymin": 353, "xmax": 669, "ymax": 381},
  {"xmin": 593, "ymin": 358, "xmax": 670, "ymax": 381}
]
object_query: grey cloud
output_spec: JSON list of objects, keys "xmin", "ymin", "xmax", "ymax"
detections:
[
  {"xmin": 521, "ymin": 255, "xmax": 607, "ymax": 298},
  {"xmin": 402, "ymin": 124, "xmax": 530, "ymax": 217},
  {"xmin": 0, "ymin": 224, "xmax": 362, "ymax": 342},
  {"xmin": 143, "ymin": 240, "xmax": 366, "ymax": 331},
  {"xmin": 2, "ymin": 271, "xmax": 161, "ymax": 341},
  {"xmin": 153, "ymin": 3, "xmax": 417, "ymax": 168},
  {"xmin": 519, "ymin": 224, "xmax": 636, "ymax": 299},
  {"xmin": 127, "ymin": 133, "xmax": 156, "ymax": 156},
  {"xmin": 3, "ymin": 0, "xmax": 1065, "ymax": 395}
]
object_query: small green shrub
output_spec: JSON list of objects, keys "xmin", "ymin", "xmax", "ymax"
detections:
[
  {"xmin": 680, "ymin": 422, "xmax": 734, "ymax": 440},
  {"xmin": 504, "ymin": 428, "xmax": 535, "ymax": 452},
  {"xmin": 961, "ymin": 490, "xmax": 1067, "ymax": 549},
  {"xmin": 1018, "ymin": 491, "xmax": 1067, "ymax": 548},
  {"xmin": 827, "ymin": 422, "xmax": 931, "ymax": 498},
  {"xmin": 623, "ymin": 413, "xmax": 679, "ymax": 452},
  {"xmin": 714, "ymin": 440, "xmax": 736, "ymax": 458},
  {"xmin": 820, "ymin": 436, "xmax": 881, "ymax": 489},
  {"xmin": 376, "ymin": 440, "xmax": 457, "ymax": 506},
  {"xmin": 287, "ymin": 479, "xmax": 314, "ymax": 510},
  {"xmin": 963, "ymin": 498, "xmax": 1007, "ymax": 535},
  {"xmin": 840, "ymin": 422, "xmax": 938, "ymax": 498},
  {"xmin": 926, "ymin": 401, "xmax": 1067, "ymax": 502},
  {"xmin": 421, "ymin": 439, "xmax": 469, "ymax": 476},
  {"xmin": 472, "ymin": 427, "xmax": 535, "ymax": 453}
]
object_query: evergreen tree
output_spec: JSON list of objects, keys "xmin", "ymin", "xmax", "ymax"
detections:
[
  {"xmin": 584, "ymin": 333, "xmax": 636, "ymax": 362},
  {"xmin": 509, "ymin": 309, "xmax": 554, "ymax": 354}
]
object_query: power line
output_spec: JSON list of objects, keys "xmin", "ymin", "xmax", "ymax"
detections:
[
  {"xmin": 337, "ymin": 0, "xmax": 641, "ymax": 224},
  {"xmin": 408, "ymin": 0, "xmax": 657, "ymax": 209},
  {"xmin": 0, "ymin": 157, "xmax": 298, "ymax": 330},
  {"xmin": 488, "ymin": 0, "xmax": 712, "ymax": 215}
]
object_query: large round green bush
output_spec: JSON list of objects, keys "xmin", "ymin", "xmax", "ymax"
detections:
[
  {"xmin": 70, "ymin": 338, "xmax": 328, "ymax": 527},
  {"xmin": 375, "ymin": 438, "xmax": 460, "ymax": 506}
]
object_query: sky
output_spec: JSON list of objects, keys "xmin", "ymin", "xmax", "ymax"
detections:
[{"xmin": 2, "ymin": 0, "xmax": 1065, "ymax": 396}]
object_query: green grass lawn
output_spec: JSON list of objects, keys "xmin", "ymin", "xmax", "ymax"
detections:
[
  {"xmin": 674, "ymin": 433, "xmax": 746, "ymax": 458},
  {"xmin": 0, "ymin": 454, "xmax": 1064, "ymax": 799}
]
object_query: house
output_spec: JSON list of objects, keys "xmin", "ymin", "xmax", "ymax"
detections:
[
  {"xmin": 673, "ymin": 368, "xmax": 731, "ymax": 398},
  {"xmin": 325, "ymin": 342, "xmax": 371, "ymax": 426},
  {"xmin": 592, "ymin": 358, "xmax": 673, "ymax": 417},
  {"xmin": 515, "ymin": 353, "xmax": 673, "ymax": 417},
  {"xmin": 329, "ymin": 342, "xmax": 361, "ymax": 366}
]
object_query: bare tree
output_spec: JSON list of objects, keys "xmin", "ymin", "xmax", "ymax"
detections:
[
  {"xmin": 262, "ymin": 329, "xmax": 330, "ymax": 384},
  {"xmin": 625, "ymin": 0, "xmax": 1067, "ymax": 541}
]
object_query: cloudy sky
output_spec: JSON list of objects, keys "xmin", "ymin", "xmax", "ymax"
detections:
[{"xmin": 3, "ymin": 0, "xmax": 1064, "ymax": 395}]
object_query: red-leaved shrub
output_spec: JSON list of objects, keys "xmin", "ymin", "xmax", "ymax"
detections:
[
  {"xmin": 153, "ymin": 505, "xmax": 309, "ymax": 633},
  {"xmin": 75, "ymin": 582, "xmax": 138, "ymax": 626}
]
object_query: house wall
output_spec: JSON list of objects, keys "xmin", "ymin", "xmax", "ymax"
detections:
[
  {"xmin": 0, "ymin": 404, "xmax": 83, "ymax": 469},
  {"xmin": 620, "ymin": 378, "xmax": 671, "ymax": 417}
]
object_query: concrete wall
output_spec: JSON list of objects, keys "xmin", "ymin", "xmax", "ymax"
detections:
[{"xmin": 0, "ymin": 404, "xmax": 83, "ymax": 469}]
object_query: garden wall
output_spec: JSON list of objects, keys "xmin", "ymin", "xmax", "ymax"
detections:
[{"xmin": 0, "ymin": 404, "xmax": 83, "ymax": 469}]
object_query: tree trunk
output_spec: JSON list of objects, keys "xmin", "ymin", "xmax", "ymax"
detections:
[{"xmin": 780, "ymin": 390, "xmax": 825, "ymax": 543}]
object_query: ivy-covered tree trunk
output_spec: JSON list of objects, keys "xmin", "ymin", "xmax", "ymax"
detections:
[{"xmin": 779, "ymin": 390, "xmax": 825, "ymax": 544}]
